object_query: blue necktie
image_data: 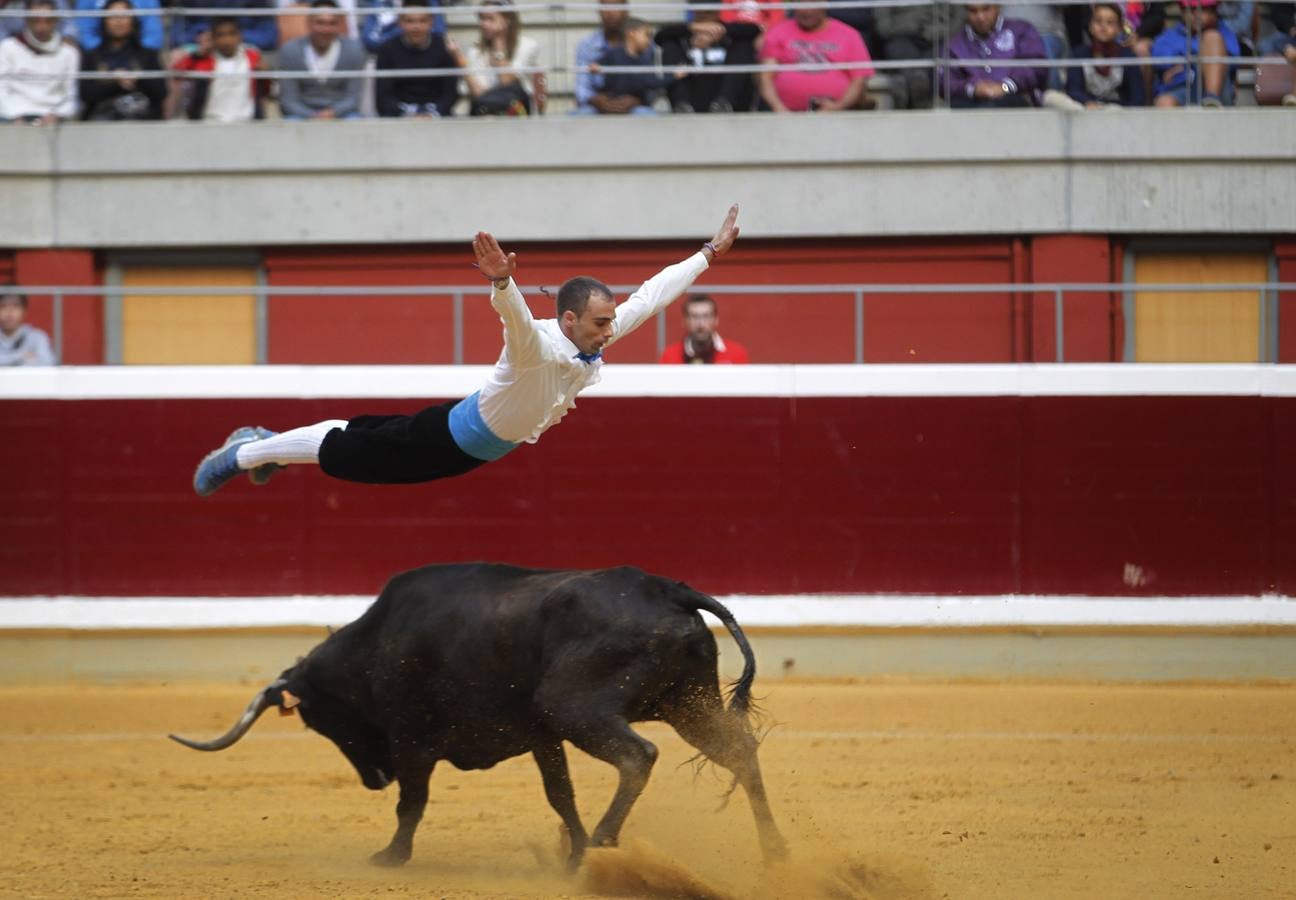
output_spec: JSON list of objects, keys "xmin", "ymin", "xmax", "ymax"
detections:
[{"xmin": 575, "ymin": 351, "xmax": 602, "ymax": 364}]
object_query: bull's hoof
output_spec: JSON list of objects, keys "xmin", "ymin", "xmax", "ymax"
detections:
[
  {"xmin": 369, "ymin": 847, "xmax": 410, "ymax": 867},
  {"xmin": 565, "ymin": 842, "xmax": 587, "ymax": 872}
]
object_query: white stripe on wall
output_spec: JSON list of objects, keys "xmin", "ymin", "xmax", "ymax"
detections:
[
  {"xmin": 4, "ymin": 364, "xmax": 1296, "ymax": 400},
  {"xmin": 2, "ymin": 595, "xmax": 1293, "ymax": 630}
]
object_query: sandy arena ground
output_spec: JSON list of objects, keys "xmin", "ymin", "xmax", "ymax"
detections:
[{"xmin": 1, "ymin": 680, "xmax": 1292, "ymax": 899}]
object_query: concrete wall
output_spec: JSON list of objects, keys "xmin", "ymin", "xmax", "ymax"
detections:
[{"xmin": 2, "ymin": 110, "xmax": 1293, "ymax": 248}]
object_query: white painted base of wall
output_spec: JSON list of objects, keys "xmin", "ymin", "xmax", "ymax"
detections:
[{"xmin": 3, "ymin": 595, "xmax": 1293, "ymax": 630}]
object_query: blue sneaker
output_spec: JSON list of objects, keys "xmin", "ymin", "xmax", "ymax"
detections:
[
  {"xmin": 242, "ymin": 427, "xmax": 284, "ymax": 486},
  {"xmin": 193, "ymin": 427, "xmax": 269, "ymax": 497}
]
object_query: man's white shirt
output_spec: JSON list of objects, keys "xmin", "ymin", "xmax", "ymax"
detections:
[{"xmin": 477, "ymin": 251, "xmax": 710, "ymax": 444}]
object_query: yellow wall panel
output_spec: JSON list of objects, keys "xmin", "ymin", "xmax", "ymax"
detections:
[
  {"xmin": 1133, "ymin": 253, "xmax": 1268, "ymax": 363},
  {"xmin": 122, "ymin": 267, "xmax": 258, "ymax": 365}
]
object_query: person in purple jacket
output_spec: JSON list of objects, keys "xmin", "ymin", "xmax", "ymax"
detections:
[{"xmin": 942, "ymin": 3, "xmax": 1048, "ymax": 108}]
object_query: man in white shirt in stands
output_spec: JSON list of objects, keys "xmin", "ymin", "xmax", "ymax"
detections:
[
  {"xmin": 193, "ymin": 204, "xmax": 741, "ymax": 495},
  {"xmin": 0, "ymin": 0, "xmax": 79, "ymax": 124}
]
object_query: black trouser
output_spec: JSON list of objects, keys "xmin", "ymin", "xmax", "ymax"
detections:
[{"xmin": 317, "ymin": 399, "xmax": 488, "ymax": 484}]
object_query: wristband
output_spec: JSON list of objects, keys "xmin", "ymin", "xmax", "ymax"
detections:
[{"xmin": 703, "ymin": 241, "xmax": 719, "ymax": 258}]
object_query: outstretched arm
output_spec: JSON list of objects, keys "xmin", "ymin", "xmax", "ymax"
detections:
[
  {"xmin": 473, "ymin": 231, "xmax": 542, "ymax": 364},
  {"xmin": 609, "ymin": 205, "xmax": 741, "ymax": 343}
]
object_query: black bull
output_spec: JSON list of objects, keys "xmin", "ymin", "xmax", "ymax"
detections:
[{"xmin": 171, "ymin": 563, "xmax": 788, "ymax": 867}]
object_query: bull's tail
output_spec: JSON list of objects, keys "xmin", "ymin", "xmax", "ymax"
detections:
[{"xmin": 680, "ymin": 589, "xmax": 757, "ymax": 717}]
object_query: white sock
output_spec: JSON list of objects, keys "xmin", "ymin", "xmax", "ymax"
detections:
[{"xmin": 235, "ymin": 420, "xmax": 348, "ymax": 469}]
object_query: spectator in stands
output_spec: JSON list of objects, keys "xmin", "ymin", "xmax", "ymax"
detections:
[
  {"xmin": 943, "ymin": 3, "xmax": 1046, "ymax": 107},
  {"xmin": 0, "ymin": 0, "xmax": 79, "ymax": 123},
  {"xmin": 659, "ymin": 295, "xmax": 749, "ymax": 365},
  {"xmin": 758, "ymin": 2, "xmax": 873, "ymax": 112},
  {"xmin": 277, "ymin": 0, "xmax": 363, "ymax": 119},
  {"xmin": 171, "ymin": 15, "xmax": 265, "ymax": 120},
  {"xmin": 172, "ymin": 0, "xmax": 278, "ymax": 55},
  {"xmin": 374, "ymin": 0, "xmax": 457, "ymax": 117},
  {"xmin": 1, "ymin": 0, "xmax": 74, "ymax": 42},
  {"xmin": 0, "ymin": 290, "xmax": 56, "ymax": 366},
  {"xmin": 587, "ymin": 16, "xmax": 675, "ymax": 115},
  {"xmin": 360, "ymin": 0, "xmax": 443, "ymax": 53},
  {"xmin": 76, "ymin": 0, "xmax": 162, "ymax": 50},
  {"xmin": 79, "ymin": 0, "xmax": 165, "ymax": 119},
  {"xmin": 448, "ymin": 0, "xmax": 544, "ymax": 116},
  {"xmin": 873, "ymin": 2, "xmax": 938, "ymax": 108},
  {"xmin": 1151, "ymin": 0, "xmax": 1239, "ymax": 107},
  {"xmin": 1070, "ymin": 2, "xmax": 1166, "ymax": 102},
  {"xmin": 1057, "ymin": 2, "xmax": 1145, "ymax": 107},
  {"xmin": 572, "ymin": 0, "xmax": 627, "ymax": 114},
  {"xmin": 656, "ymin": 0, "xmax": 758, "ymax": 113}
]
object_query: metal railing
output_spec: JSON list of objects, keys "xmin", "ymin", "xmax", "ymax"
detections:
[
  {"xmin": 0, "ymin": 0, "xmax": 1281, "ymax": 112},
  {"xmin": 12, "ymin": 280, "xmax": 1294, "ymax": 365}
]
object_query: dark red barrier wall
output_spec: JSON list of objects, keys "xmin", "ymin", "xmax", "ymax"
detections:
[{"xmin": 3, "ymin": 396, "xmax": 1293, "ymax": 598}]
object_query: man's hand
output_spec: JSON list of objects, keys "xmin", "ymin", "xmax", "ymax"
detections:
[
  {"xmin": 708, "ymin": 204, "xmax": 741, "ymax": 256},
  {"xmin": 973, "ymin": 79, "xmax": 1002, "ymax": 100},
  {"xmin": 473, "ymin": 231, "xmax": 517, "ymax": 280}
]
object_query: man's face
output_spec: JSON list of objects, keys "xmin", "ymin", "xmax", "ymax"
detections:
[
  {"xmin": 212, "ymin": 22, "xmax": 242, "ymax": 55},
  {"xmin": 26, "ymin": 4, "xmax": 58, "ymax": 42},
  {"xmin": 598, "ymin": 0, "xmax": 628, "ymax": 32},
  {"xmin": 793, "ymin": 5, "xmax": 827, "ymax": 30},
  {"xmin": 399, "ymin": 11, "xmax": 433, "ymax": 44},
  {"xmin": 1089, "ymin": 6, "xmax": 1121, "ymax": 43},
  {"xmin": 684, "ymin": 301, "xmax": 717, "ymax": 344},
  {"xmin": 0, "ymin": 297, "xmax": 26, "ymax": 336},
  {"xmin": 564, "ymin": 294, "xmax": 616, "ymax": 356},
  {"xmin": 308, "ymin": 11, "xmax": 342, "ymax": 46},
  {"xmin": 965, "ymin": 4, "xmax": 1000, "ymax": 37}
]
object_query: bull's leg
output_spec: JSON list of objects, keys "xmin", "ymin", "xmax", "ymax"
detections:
[
  {"xmin": 666, "ymin": 694, "xmax": 788, "ymax": 861},
  {"xmin": 370, "ymin": 758, "xmax": 436, "ymax": 867},
  {"xmin": 532, "ymin": 742, "xmax": 589, "ymax": 869},
  {"xmin": 562, "ymin": 717, "xmax": 658, "ymax": 849}
]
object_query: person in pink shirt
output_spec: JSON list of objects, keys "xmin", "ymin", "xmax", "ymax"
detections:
[{"xmin": 757, "ymin": 2, "xmax": 872, "ymax": 112}]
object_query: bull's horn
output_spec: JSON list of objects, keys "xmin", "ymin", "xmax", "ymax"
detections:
[{"xmin": 168, "ymin": 682, "xmax": 281, "ymax": 751}]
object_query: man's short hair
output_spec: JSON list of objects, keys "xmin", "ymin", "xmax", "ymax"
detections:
[
  {"xmin": 556, "ymin": 276, "xmax": 613, "ymax": 319},
  {"xmin": 25, "ymin": 0, "xmax": 56, "ymax": 9},
  {"xmin": 211, "ymin": 15, "xmax": 241, "ymax": 32},
  {"xmin": 310, "ymin": 0, "xmax": 341, "ymax": 8},
  {"xmin": 400, "ymin": 0, "xmax": 431, "ymax": 8},
  {"xmin": 622, "ymin": 16, "xmax": 651, "ymax": 31},
  {"xmin": 0, "ymin": 287, "xmax": 28, "ymax": 308},
  {"xmin": 683, "ymin": 294, "xmax": 717, "ymax": 315}
]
